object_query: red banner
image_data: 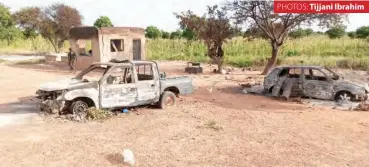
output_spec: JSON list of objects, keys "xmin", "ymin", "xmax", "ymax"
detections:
[{"xmin": 274, "ymin": 1, "xmax": 369, "ymax": 13}]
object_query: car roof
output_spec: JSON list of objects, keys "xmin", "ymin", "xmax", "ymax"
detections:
[
  {"xmin": 275, "ymin": 65, "xmax": 324, "ymax": 69},
  {"xmin": 91, "ymin": 60, "xmax": 155, "ymax": 67}
]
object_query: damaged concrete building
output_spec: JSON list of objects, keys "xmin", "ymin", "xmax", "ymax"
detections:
[{"xmin": 45, "ymin": 26, "xmax": 146, "ymax": 70}]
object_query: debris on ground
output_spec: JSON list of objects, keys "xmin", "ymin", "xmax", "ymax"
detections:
[
  {"xmin": 203, "ymin": 120, "xmax": 223, "ymax": 131},
  {"xmin": 185, "ymin": 62, "xmax": 203, "ymax": 74},
  {"xmin": 122, "ymin": 149, "xmax": 135, "ymax": 167},
  {"xmin": 86, "ymin": 107, "xmax": 113, "ymax": 121},
  {"xmin": 354, "ymin": 101, "xmax": 369, "ymax": 111}
]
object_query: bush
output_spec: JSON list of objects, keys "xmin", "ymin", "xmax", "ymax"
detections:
[
  {"xmin": 145, "ymin": 26, "xmax": 162, "ymax": 39},
  {"xmin": 347, "ymin": 32, "xmax": 356, "ymax": 39},
  {"xmin": 355, "ymin": 26, "xmax": 369, "ymax": 39},
  {"xmin": 326, "ymin": 26, "xmax": 346, "ymax": 39}
]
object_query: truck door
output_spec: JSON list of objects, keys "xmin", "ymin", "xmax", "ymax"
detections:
[
  {"xmin": 135, "ymin": 63, "xmax": 160, "ymax": 104},
  {"xmin": 99, "ymin": 66, "xmax": 138, "ymax": 108}
]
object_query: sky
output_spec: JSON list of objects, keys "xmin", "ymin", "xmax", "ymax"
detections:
[{"xmin": 3, "ymin": 0, "xmax": 369, "ymax": 32}]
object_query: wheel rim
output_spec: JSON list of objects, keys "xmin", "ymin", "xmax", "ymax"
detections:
[
  {"xmin": 339, "ymin": 93, "xmax": 351, "ymax": 102},
  {"xmin": 164, "ymin": 96, "xmax": 175, "ymax": 106},
  {"xmin": 74, "ymin": 102, "xmax": 88, "ymax": 120}
]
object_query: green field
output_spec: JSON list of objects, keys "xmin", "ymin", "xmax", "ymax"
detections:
[{"xmin": 1, "ymin": 35, "xmax": 368, "ymax": 70}]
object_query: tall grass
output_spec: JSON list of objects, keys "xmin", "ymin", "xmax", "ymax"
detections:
[{"xmin": 1, "ymin": 35, "xmax": 368, "ymax": 70}]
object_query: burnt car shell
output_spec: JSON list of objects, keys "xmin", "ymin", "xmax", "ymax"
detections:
[{"xmin": 263, "ymin": 65, "xmax": 369, "ymax": 101}]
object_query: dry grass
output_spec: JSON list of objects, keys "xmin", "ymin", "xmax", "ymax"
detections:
[{"xmin": 87, "ymin": 107, "xmax": 113, "ymax": 121}]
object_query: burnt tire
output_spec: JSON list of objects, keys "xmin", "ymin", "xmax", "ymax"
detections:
[
  {"xmin": 70, "ymin": 100, "xmax": 89, "ymax": 121},
  {"xmin": 158, "ymin": 91, "xmax": 177, "ymax": 109},
  {"xmin": 335, "ymin": 91, "xmax": 353, "ymax": 102}
]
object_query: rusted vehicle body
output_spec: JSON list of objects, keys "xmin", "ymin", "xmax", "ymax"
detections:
[
  {"xmin": 36, "ymin": 60, "xmax": 193, "ymax": 114},
  {"xmin": 263, "ymin": 65, "xmax": 369, "ymax": 101}
]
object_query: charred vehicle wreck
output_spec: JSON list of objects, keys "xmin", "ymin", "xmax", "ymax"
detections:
[
  {"xmin": 263, "ymin": 65, "xmax": 369, "ymax": 101},
  {"xmin": 36, "ymin": 60, "xmax": 193, "ymax": 115}
]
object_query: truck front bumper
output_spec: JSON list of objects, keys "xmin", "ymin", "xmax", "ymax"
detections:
[{"xmin": 36, "ymin": 90, "xmax": 67, "ymax": 114}]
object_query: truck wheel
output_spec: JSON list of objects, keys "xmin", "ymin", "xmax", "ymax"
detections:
[
  {"xmin": 158, "ymin": 91, "xmax": 177, "ymax": 109},
  {"xmin": 70, "ymin": 100, "xmax": 89, "ymax": 121},
  {"xmin": 335, "ymin": 91, "xmax": 353, "ymax": 102}
]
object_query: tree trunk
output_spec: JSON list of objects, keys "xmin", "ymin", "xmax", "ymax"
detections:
[
  {"xmin": 56, "ymin": 40, "xmax": 64, "ymax": 53},
  {"xmin": 47, "ymin": 37, "xmax": 58, "ymax": 53},
  {"xmin": 216, "ymin": 45, "xmax": 224, "ymax": 73},
  {"xmin": 261, "ymin": 44, "xmax": 279, "ymax": 75},
  {"xmin": 217, "ymin": 57, "xmax": 224, "ymax": 73}
]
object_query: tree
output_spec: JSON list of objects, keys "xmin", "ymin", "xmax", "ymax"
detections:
[
  {"xmin": 0, "ymin": 3, "xmax": 22, "ymax": 45},
  {"xmin": 0, "ymin": 26, "xmax": 23, "ymax": 45},
  {"xmin": 175, "ymin": 5, "xmax": 237, "ymax": 72},
  {"xmin": 40, "ymin": 3, "xmax": 82, "ymax": 52},
  {"xmin": 0, "ymin": 3, "xmax": 13, "ymax": 28},
  {"xmin": 347, "ymin": 31, "xmax": 356, "ymax": 39},
  {"xmin": 22, "ymin": 27, "xmax": 38, "ymax": 39},
  {"xmin": 161, "ymin": 30, "xmax": 170, "ymax": 39},
  {"xmin": 170, "ymin": 30, "xmax": 182, "ymax": 39},
  {"xmin": 13, "ymin": 7, "xmax": 41, "ymax": 39},
  {"xmin": 227, "ymin": 0, "xmax": 346, "ymax": 74},
  {"xmin": 325, "ymin": 26, "xmax": 346, "ymax": 39},
  {"xmin": 13, "ymin": 4, "xmax": 82, "ymax": 53},
  {"xmin": 181, "ymin": 28, "xmax": 196, "ymax": 40},
  {"xmin": 244, "ymin": 24, "xmax": 268, "ymax": 40},
  {"xmin": 355, "ymin": 26, "xmax": 369, "ymax": 39},
  {"xmin": 94, "ymin": 16, "xmax": 113, "ymax": 28},
  {"xmin": 145, "ymin": 26, "xmax": 162, "ymax": 39},
  {"xmin": 305, "ymin": 28, "xmax": 314, "ymax": 36},
  {"xmin": 288, "ymin": 28, "xmax": 315, "ymax": 39}
]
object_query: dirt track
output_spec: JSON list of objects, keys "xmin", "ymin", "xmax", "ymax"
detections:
[{"xmin": 0, "ymin": 62, "xmax": 369, "ymax": 167}]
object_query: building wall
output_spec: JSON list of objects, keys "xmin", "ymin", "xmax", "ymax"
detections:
[
  {"xmin": 99, "ymin": 28, "xmax": 146, "ymax": 62},
  {"xmin": 46, "ymin": 27, "xmax": 146, "ymax": 70},
  {"xmin": 68, "ymin": 37, "xmax": 101, "ymax": 70}
]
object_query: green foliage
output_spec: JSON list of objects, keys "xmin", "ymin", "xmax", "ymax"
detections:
[
  {"xmin": 22, "ymin": 27, "xmax": 38, "ymax": 39},
  {"xmin": 170, "ymin": 30, "xmax": 182, "ymax": 39},
  {"xmin": 146, "ymin": 36, "xmax": 369, "ymax": 70},
  {"xmin": 0, "ymin": 27, "xmax": 23, "ymax": 44},
  {"xmin": 347, "ymin": 31, "xmax": 356, "ymax": 39},
  {"xmin": 1, "ymin": 35, "xmax": 369, "ymax": 70},
  {"xmin": 161, "ymin": 30, "xmax": 170, "ymax": 39},
  {"xmin": 289, "ymin": 28, "xmax": 306, "ymax": 39},
  {"xmin": 305, "ymin": 28, "xmax": 314, "ymax": 36},
  {"xmin": 326, "ymin": 26, "xmax": 346, "ymax": 39},
  {"xmin": 0, "ymin": 3, "xmax": 13, "ymax": 27},
  {"xmin": 289, "ymin": 28, "xmax": 315, "ymax": 39},
  {"xmin": 181, "ymin": 28, "xmax": 196, "ymax": 40},
  {"xmin": 145, "ymin": 26, "xmax": 162, "ymax": 39},
  {"xmin": 355, "ymin": 26, "xmax": 369, "ymax": 39},
  {"xmin": 93, "ymin": 16, "xmax": 113, "ymax": 28},
  {"xmin": 0, "ymin": 3, "xmax": 22, "ymax": 44}
]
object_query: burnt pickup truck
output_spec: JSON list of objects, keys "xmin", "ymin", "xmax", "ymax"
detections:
[{"xmin": 36, "ymin": 60, "xmax": 193, "ymax": 115}]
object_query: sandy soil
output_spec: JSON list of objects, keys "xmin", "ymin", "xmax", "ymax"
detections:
[{"xmin": 0, "ymin": 61, "xmax": 369, "ymax": 167}]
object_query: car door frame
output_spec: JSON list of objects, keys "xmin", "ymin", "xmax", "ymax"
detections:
[
  {"xmin": 134, "ymin": 63, "xmax": 160, "ymax": 105},
  {"xmin": 98, "ymin": 65, "xmax": 139, "ymax": 109},
  {"xmin": 301, "ymin": 67, "xmax": 334, "ymax": 100}
]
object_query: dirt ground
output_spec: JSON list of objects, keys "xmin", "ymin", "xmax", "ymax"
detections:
[{"xmin": 0, "ymin": 61, "xmax": 369, "ymax": 167}]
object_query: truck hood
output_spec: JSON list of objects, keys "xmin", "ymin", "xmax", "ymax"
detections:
[{"xmin": 39, "ymin": 78, "xmax": 94, "ymax": 91}]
